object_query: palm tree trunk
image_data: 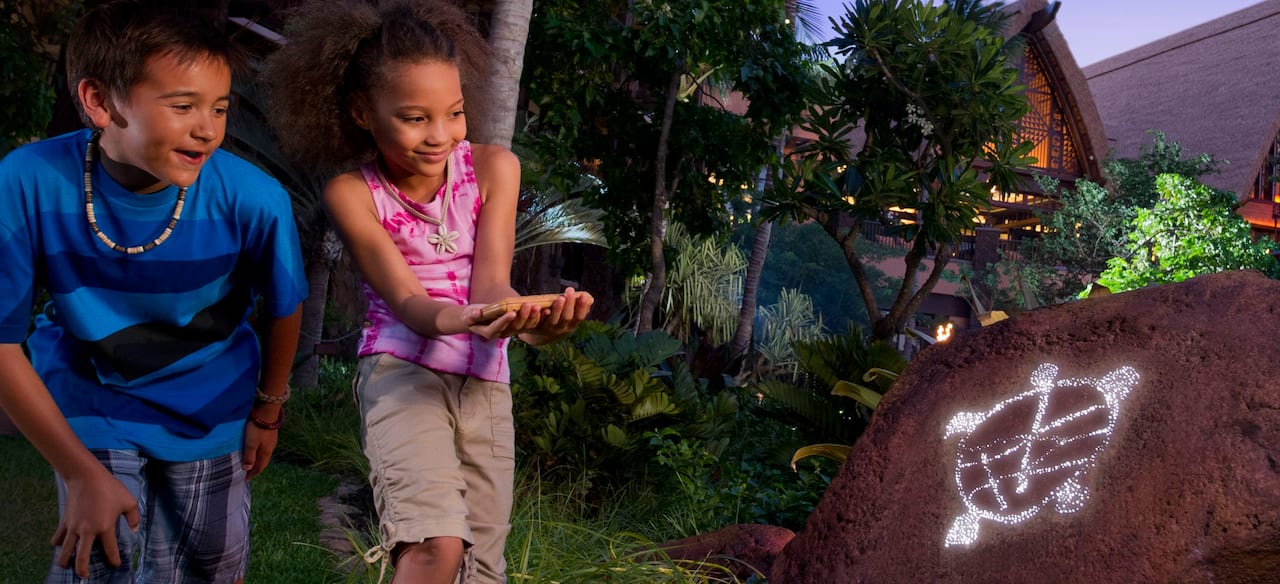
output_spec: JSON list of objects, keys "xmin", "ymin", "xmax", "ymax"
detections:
[
  {"xmin": 730, "ymin": 220, "xmax": 771, "ymax": 356},
  {"xmin": 470, "ymin": 0, "xmax": 532, "ymax": 147},
  {"xmin": 291, "ymin": 228, "xmax": 339, "ymax": 389},
  {"xmin": 637, "ymin": 71, "xmax": 683, "ymax": 333}
]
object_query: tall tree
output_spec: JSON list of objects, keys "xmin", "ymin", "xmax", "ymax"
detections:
[
  {"xmin": 468, "ymin": 0, "xmax": 532, "ymax": 147},
  {"xmin": 730, "ymin": 0, "xmax": 825, "ymax": 358},
  {"xmin": 776, "ymin": 0, "xmax": 1035, "ymax": 341}
]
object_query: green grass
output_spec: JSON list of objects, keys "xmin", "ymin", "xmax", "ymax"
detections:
[
  {"xmin": 245, "ymin": 462, "xmax": 344, "ymax": 582},
  {"xmin": 503, "ymin": 470, "xmax": 756, "ymax": 584},
  {"xmin": 0, "ymin": 435, "xmax": 59, "ymax": 583},
  {"xmin": 0, "ymin": 436, "xmax": 346, "ymax": 583}
]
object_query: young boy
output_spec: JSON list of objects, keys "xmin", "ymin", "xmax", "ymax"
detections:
[{"xmin": 0, "ymin": 1, "xmax": 307, "ymax": 582}]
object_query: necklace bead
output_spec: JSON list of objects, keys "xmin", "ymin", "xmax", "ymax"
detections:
[{"xmin": 83, "ymin": 131, "xmax": 186, "ymax": 255}]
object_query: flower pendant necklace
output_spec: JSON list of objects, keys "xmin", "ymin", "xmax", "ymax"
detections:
[
  {"xmin": 378, "ymin": 153, "xmax": 459, "ymax": 255},
  {"xmin": 84, "ymin": 131, "xmax": 187, "ymax": 254}
]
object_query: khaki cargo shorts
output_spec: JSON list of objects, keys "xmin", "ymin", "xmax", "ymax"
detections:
[{"xmin": 354, "ymin": 353, "xmax": 515, "ymax": 583}]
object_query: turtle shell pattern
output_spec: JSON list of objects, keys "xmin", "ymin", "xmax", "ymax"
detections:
[{"xmin": 943, "ymin": 363, "xmax": 1140, "ymax": 547}]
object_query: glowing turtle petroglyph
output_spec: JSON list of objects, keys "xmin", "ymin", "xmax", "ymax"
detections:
[{"xmin": 943, "ymin": 363, "xmax": 1139, "ymax": 548}]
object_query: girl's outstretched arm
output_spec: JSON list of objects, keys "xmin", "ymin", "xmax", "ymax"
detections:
[
  {"xmin": 323, "ymin": 171, "xmax": 476, "ymax": 338},
  {"xmin": 471, "ymin": 143, "xmax": 593, "ymax": 345}
]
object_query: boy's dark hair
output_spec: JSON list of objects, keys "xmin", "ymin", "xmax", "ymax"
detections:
[
  {"xmin": 66, "ymin": 0, "xmax": 247, "ymax": 121},
  {"xmin": 262, "ymin": 0, "xmax": 489, "ymax": 172}
]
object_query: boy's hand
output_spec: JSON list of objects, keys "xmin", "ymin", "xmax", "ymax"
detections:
[
  {"xmin": 51, "ymin": 469, "xmax": 139, "ymax": 577},
  {"xmin": 242, "ymin": 415, "xmax": 280, "ymax": 480},
  {"xmin": 519, "ymin": 288, "xmax": 594, "ymax": 346}
]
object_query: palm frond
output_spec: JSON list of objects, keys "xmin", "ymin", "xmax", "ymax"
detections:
[{"xmin": 514, "ymin": 197, "xmax": 608, "ymax": 253}]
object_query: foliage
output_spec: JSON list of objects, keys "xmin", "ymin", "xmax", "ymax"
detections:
[
  {"xmin": 510, "ymin": 321, "xmax": 738, "ymax": 484},
  {"xmin": 1024, "ymin": 131, "xmax": 1228, "ymax": 301},
  {"xmin": 627, "ymin": 222, "xmax": 746, "ymax": 346},
  {"xmin": 0, "ymin": 0, "xmax": 80, "ymax": 155},
  {"xmin": 622, "ymin": 221, "xmax": 747, "ymax": 343},
  {"xmin": 512, "ymin": 136, "xmax": 610, "ymax": 253},
  {"xmin": 770, "ymin": 0, "xmax": 1035, "ymax": 341},
  {"xmin": 522, "ymin": 0, "xmax": 817, "ymax": 273},
  {"xmin": 1104, "ymin": 130, "xmax": 1223, "ymax": 210},
  {"xmin": 1096, "ymin": 174, "xmax": 1279, "ymax": 292},
  {"xmin": 958, "ymin": 254, "xmax": 1059, "ymax": 315},
  {"xmin": 751, "ymin": 326, "xmax": 905, "ymax": 447},
  {"xmin": 647, "ymin": 425, "xmax": 833, "ymax": 535},
  {"xmin": 754, "ymin": 288, "xmax": 827, "ymax": 378}
]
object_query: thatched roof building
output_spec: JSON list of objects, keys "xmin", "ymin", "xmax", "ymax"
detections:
[{"xmin": 1084, "ymin": 0, "xmax": 1280, "ymax": 233}]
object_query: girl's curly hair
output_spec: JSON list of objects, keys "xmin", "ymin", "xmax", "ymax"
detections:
[{"xmin": 261, "ymin": 0, "xmax": 488, "ymax": 171}]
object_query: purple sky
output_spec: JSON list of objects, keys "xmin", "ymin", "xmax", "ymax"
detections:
[{"xmin": 809, "ymin": 0, "xmax": 1261, "ymax": 66}]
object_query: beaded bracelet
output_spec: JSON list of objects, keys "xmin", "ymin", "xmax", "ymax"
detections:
[
  {"xmin": 250, "ymin": 408, "xmax": 285, "ymax": 431},
  {"xmin": 255, "ymin": 385, "xmax": 291, "ymax": 405}
]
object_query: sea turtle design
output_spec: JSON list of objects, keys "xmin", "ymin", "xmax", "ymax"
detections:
[{"xmin": 943, "ymin": 363, "xmax": 1140, "ymax": 547}]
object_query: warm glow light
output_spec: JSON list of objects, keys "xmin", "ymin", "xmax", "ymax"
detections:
[
  {"xmin": 936, "ymin": 322, "xmax": 954, "ymax": 342},
  {"xmin": 943, "ymin": 363, "xmax": 1140, "ymax": 548},
  {"xmin": 707, "ymin": 173, "xmax": 718, "ymax": 184},
  {"xmin": 843, "ymin": 195, "xmax": 857, "ymax": 206},
  {"xmin": 836, "ymin": 164, "xmax": 849, "ymax": 174}
]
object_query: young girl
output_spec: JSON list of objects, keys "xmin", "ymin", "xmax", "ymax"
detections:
[{"xmin": 263, "ymin": 1, "xmax": 592, "ymax": 582}]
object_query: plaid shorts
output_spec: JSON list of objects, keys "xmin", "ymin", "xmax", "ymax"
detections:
[{"xmin": 47, "ymin": 449, "xmax": 251, "ymax": 584}]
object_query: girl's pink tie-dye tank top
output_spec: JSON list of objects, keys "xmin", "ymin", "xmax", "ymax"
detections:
[{"xmin": 356, "ymin": 140, "xmax": 508, "ymax": 383}]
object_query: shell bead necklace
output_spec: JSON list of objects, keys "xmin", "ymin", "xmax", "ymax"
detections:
[
  {"xmin": 83, "ymin": 131, "xmax": 186, "ymax": 254},
  {"xmin": 376, "ymin": 153, "xmax": 459, "ymax": 255}
]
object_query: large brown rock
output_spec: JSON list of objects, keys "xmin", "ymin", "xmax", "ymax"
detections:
[{"xmin": 773, "ymin": 271, "xmax": 1280, "ymax": 583}]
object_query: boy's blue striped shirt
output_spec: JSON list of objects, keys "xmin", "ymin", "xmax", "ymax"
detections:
[{"xmin": 0, "ymin": 129, "xmax": 307, "ymax": 461}]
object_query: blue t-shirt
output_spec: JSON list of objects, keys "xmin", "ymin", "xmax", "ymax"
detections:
[{"xmin": 0, "ymin": 129, "xmax": 308, "ymax": 461}]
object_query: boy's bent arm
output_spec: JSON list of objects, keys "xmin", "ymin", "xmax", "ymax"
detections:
[
  {"xmin": 0, "ymin": 344, "xmax": 139, "ymax": 576},
  {"xmin": 242, "ymin": 303, "xmax": 302, "ymax": 479}
]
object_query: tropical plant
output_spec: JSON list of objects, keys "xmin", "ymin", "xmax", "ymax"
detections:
[
  {"xmin": 751, "ymin": 325, "xmax": 905, "ymax": 453},
  {"xmin": 647, "ymin": 425, "xmax": 833, "ymax": 535},
  {"xmin": 1096, "ymin": 173, "xmax": 1279, "ymax": 292},
  {"xmin": 773, "ymin": 0, "xmax": 1036, "ymax": 342},
  {"xmin": 754, "ymin": 288, "xmax": 827, "ymax": 379},
  {"xmin": 624, "ymin": 222, "xmax": 747, "ymax": 346},
  {"xmin": 509, "ymin": 321, "xmax": 738, "ymax": 484},
  {"xmin": 789, "ymin": 365, "xmax": 899, "ymax": 468}
]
